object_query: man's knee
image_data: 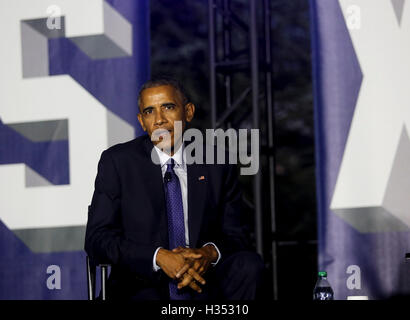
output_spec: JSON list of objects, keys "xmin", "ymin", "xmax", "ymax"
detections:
[
  {"xmin": 213, "ymin": 251, "xmax": 265, "ymax": 300},
  {"xmin": 230, "ymin": 251, "xmax": 265, "ymax": 279}
]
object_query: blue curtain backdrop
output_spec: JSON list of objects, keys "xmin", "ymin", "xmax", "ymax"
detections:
[
  {"xmin": 0, "ymin": 0, "xmax": 149, "ymax": 299},
  {"xmin": 310, "ymin": 0, "xmax": 410, "ymax": 299}
]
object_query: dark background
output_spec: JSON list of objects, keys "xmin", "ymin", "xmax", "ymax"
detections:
[{"xmin": 150, "ymin": 0, "xmax": 317, "ymax": 300}]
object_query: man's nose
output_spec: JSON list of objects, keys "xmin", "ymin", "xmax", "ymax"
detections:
[{"xmin": 154, "ymin": 109, "xmax": 166, "ymax": 125}]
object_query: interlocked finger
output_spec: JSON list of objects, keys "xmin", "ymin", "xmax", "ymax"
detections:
[
  {"xmin": 175, "ymin": 263, "xmax": 190, "ymax": 279},
  {"xmin": 178, "ymin": 273, "xmax": 193, "ymax": 289},
  {"xmin": 189, "ymin": 280, "xmax": 202, "ymax": 293},
  {"xmin": 188, "ymin": 268, "xmax": 206, "ymax": 285},
  {"xmin": 178, "ymin": 273, "xmax": 203, "ymax": 293}
]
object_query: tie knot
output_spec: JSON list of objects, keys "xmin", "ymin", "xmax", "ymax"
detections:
[{"xmin": 166, "ymin": 158, "xmax": 175, "ymax": 172}]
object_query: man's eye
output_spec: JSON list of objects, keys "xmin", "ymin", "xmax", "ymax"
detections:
[
  {"xmin": 164, "ymin": 105, "xmax": 175, "ymax": 110},
  {"xmin": 144, "ymin": 109, "xmax": 153, "ymax": 115}
]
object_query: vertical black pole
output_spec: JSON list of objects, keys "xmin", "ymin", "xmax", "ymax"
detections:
[
  {"xmin": 250, "ymin": 0, "xmax": 263, "ymax": 257},
  {"xmin": 209, "ymin": 0, "xmax": 217, "ymax": 129},
  {"xmin": 223, "ymin": 0, "xmax": 232, "ymax": 128},
  {"xmin": 264, "ymin": 0, "xmax": 278, "ymax": 300}
]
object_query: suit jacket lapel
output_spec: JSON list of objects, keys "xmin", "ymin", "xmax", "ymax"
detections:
[
  {"xmin": 187, "ymin": 163, "xmax": 208, "ymax": 248},
  {"xmin": 134, "ymin": 136, "xmax": 169, "ymax": 248}
]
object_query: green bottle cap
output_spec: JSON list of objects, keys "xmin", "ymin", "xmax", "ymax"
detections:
[{"xmin": 318, "ymin": 271, "xmax": 327, "ymax": 277}]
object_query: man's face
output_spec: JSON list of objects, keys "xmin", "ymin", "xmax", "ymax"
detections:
[{"xmin": 137, "ymin": 85, "xmax": 195, "ymax": 151}]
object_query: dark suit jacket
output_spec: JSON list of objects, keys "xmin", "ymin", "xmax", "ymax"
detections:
[{"xmin": 84, "ymin": 135, "xmax": 250, "ymax": 299}]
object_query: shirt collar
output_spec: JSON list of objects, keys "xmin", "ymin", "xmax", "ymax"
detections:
[{"xmin": 154, "ymin": 143, "xmax": 186, "ymax": 171}]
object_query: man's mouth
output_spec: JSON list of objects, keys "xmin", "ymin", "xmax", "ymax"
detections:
[{"xmin": 152, "ymin": 128, "xmax": 172, "ymax": 141}]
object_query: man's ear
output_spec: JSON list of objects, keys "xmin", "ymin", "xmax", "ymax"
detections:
[
  {"xmin": 185, "ymin": 103, "xmax": 195, "ymax": 123},
  {"xmin": 137, "ymin": 113, "xmax": 146, "ymax": 131}
]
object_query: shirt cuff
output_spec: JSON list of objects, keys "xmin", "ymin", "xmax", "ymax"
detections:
[
  {"xmin": 202, "ymin": 242, "xmax": 221, "ymax": 265},
  {"xmin": 153, "ymin": 247, "xmax": 162, "ymax": 272}
]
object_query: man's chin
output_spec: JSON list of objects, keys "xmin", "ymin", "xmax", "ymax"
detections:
[
  {"xmin": 153, "ymin": 137, "xmax": 183, "ymax": 155},
  {"xmin": 153, "ymin": 138, "xmax": 173, "ymax": 154}
]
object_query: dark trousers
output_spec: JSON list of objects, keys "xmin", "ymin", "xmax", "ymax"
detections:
[{"xmin": 193, "ymin": 251, "xmax": 266, "ymax": 300}]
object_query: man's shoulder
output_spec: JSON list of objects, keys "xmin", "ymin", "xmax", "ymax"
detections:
[{"xmin": 102, "ymin": 135, "xmax": 150, "ymax": 158}]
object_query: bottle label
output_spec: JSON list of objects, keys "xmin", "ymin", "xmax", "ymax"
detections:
[{"xmin": 313, "ymin": 287, "xmax": 334, "ymax": 300}]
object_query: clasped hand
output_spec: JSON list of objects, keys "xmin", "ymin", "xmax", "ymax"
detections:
[{"xmin": 156, "ymin": 245, "xmax": 217, "ymax": 293}]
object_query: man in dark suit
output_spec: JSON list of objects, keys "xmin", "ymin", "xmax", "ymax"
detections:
[{"xmin": 84, "ymin": 77, "xmax": 265, "ymax": 300}]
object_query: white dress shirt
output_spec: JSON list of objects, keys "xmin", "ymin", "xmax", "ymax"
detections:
[{"xmin": 152, "ymin": 144, "xmax": 221, "ymax": 271}]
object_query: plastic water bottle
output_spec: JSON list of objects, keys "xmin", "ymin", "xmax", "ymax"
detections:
[{"xmin": 313, "ymin": 271, "xmax": 334, "ymax": 300}]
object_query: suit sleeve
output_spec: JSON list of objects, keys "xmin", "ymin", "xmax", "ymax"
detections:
[{"xmin": 84, "ymin": 150, "xmax": 158, "ymax": 280}]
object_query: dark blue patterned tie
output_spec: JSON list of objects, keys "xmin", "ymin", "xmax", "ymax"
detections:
[{"xmin": 164, "ymin": 159, "xmax": 190, "ymax": 300}]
